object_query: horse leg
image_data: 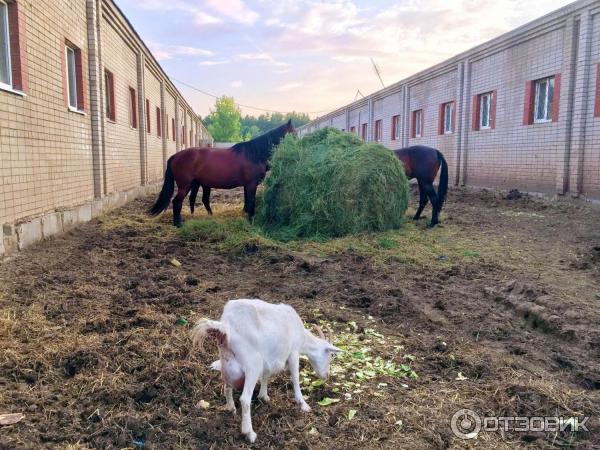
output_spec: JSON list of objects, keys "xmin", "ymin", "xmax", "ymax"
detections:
[
  {"xmin": 189, "ymin": 181, "xmax": 200, "ymax": 215},
  {"xmin": 172, "ymin": 184, "xmax": 191, "ymax": 227},
  {"xmin": 245, "ymin": 183, "xmax": 258, "ymax": 220},
  {"xmin": 202, "ymin": 186, "xmax": 213, "ymax": 215},
  {"xmin": 242, "ymin": 186, "xmax": 248, "ymax": 213},
  {"xmin": 413, "ymin": 180, "xmax": 429, "ymax": 220},
  {"xmin": 423, "ymin": 183, "xmax": 440, "ymax": 228}
]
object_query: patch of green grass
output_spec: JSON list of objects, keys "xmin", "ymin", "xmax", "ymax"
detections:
[
  {"xmin": 178, "ymin": 210, "xmax": 508, "ymax": 268},
  {"xmin": 179, "ymin": 217, "xmax": 278, "ymax": 255}
]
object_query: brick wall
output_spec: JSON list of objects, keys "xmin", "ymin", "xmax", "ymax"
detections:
[
  {"xmin": 143, "ymin": 64, "xmax": 163, "ymax": 183},
  {"xmin": 0, "ymin": 0, "xmax": 94, "ymax": 226},
  {"xmin": 298, "ymin": 0, "xmax": 600, "ymax": 202},
  {"xmin": 0, "ymin": 0, "xmax": 211, "ymax": 255},
  {"xmin": 101, "ymin": 14, "xmax": 140, "ymax": 194}
]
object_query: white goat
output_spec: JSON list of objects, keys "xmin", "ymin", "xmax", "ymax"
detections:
[{"xmin": 191, "ymin": 298, "xmax": 340, "ymax": 443}]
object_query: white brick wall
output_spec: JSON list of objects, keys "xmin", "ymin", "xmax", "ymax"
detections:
[{"xmin": 298, "ymin": 0, "xmax": 600, "ymax": 200}]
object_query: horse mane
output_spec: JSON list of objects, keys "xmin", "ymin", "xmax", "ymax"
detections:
[{"xmin": 231, "ymin": 121, "xmax": 291, "ymax": 163}]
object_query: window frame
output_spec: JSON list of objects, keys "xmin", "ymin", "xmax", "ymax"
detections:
[
  {"xmin": 0, "ymin": 0, "xmax": 12, "ymax": 90},
  {"xmin": 156, "ymin": 106, "xmax": 162, "ymax": 137},
  {"xmin": 374, "ymin": 119, "xmax": 382, "ymax": 142},
  {"xmin": 128, "ymin": 87, "xmax": 137, "ymax": 128},
  {"xmin": 443, "ymin": 102, "xmax": 454, "ymax": 134},
  {"xmin": 533, "ymin": 76, "xmax": 554, "ymax": 124},
  {"xmin": 479, "ymin": 92, "xmax": 492, "ymax": 130},
  {"xmin": 361, "ymin": 123, "xmax": 368, "ymax": 141},
  {"xmin": 391, "ymin": 115, "xmax": 401, "ymax": 141},
  {"xmin": 145, "ymin": 99, "xmax": 151, "ymax": 134},
  {"xmin": 172, "ymin": 118, "xmax": 176, "ymax": 142},
  {"xmin": 65, "ymin": 45, "xmax": 78, "ymax": 110},
  {"xmin": 104, "ymin": 69, "xmax": 115, "ymax": 122},
  {"xmin": 412, "ymin": 109, "xmax": 423, "ymax": 138}
]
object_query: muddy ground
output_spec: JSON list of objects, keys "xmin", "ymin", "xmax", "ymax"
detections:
[{"xmin": 0, "ymin": 187, "xmax": 598, "ymax": 449}]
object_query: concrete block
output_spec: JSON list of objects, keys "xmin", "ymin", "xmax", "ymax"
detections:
[
  {"xmin": 77, "ymin": 204, "xmax": 92, "ymax": 223},
  {"xmin": 41, "ymin": 212, "xmax": 63, "ymax": 239},
  {"xmin": 91, "ymin": 199, "xmax": 105, "ymax": 218},
  {"xmin": 2, "ymin": 224, "xmax": 18, "ymax": 255},
  {"xmin": 61, "ymin": 209, "xmax": 78, "ymax": 230},
  {"xmin": 17, "ymin": 218, "xmax": 43, "ymax": 250}
]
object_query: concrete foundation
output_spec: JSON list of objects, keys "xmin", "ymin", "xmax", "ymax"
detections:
[{"xmin": 0, "ymin": 182, "xmax": 161, "ymax": 258}]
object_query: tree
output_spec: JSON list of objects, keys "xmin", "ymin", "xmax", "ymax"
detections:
[
  {"xmin": 240, "ymin": 112, "xmax": 311, "ymax": 139},
  {"xmin": 205, "ymin": 96, "xmax": 242, "ymax": 142}
]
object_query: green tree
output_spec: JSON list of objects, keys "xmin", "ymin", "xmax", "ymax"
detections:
[
  {"xmin": 240, "ymin": 111, "xmax": 311, "ymax": 139},
  {"xmin": 205, "ymin": 96, "xmax": 242, "ymax": 142}
]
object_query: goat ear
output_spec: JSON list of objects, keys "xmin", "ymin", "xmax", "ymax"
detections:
[{"xmin": 327, "ymin": 344, "xmax": 341, "ymax": 355}]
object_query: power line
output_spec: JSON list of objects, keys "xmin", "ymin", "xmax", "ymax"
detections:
[{"xmin": 171, "ymin": 77, "xmax": 333, "ymax": 116}]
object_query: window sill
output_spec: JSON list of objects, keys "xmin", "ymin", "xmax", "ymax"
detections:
[
  {"xmin": 68, "ymin": 106, "xmax": 86, "ymax": 116},
  {"xmin": 444, "ymin": 131, "xmax": 453, "ymax": 135},
  {"xmin": 479, "ymin": 126, "xmax": 491, "ymax": 131},
  {"xmin": 106, "ymin": 118, "xmax": 116, "ymax": 124},
  {"xmin": 0, "ymin": 84, "xmax": 26, "ymax": 97},
  {"xmin": 533, "ymin": 119, "xmax": 552, "ymax": 124}
]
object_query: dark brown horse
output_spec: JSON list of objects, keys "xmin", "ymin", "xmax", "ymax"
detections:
[
  {"xmin": 393, "ymin": 145, "xmax": 448, "ymax": 228},
  {"xmin": 148, "ymin": 120, "xmax": 294, "ymax": 226}
]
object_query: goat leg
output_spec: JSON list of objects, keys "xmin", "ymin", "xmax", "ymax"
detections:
[{"xmin": 287, "ymin": 352, "xmax": 311, "ymax": 412}]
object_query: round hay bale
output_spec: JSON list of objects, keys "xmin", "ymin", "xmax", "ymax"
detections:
[{"xmin": 255, "ymin": 128, "xmax": 409, "ymax": 239}]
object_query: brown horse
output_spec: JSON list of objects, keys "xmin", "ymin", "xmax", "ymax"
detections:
[
  {"xmin": 393, "ymin": 145, "xmax": 448, "ymax": 228},
  {"xmin": 148, "ymin": 120, "xmax": 294, "ymax": 226}
]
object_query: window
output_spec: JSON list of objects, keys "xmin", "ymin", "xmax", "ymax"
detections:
[
  {"xmin": 156, "ymin": 107, "xmax": 162, "ymax": 137},
  {"xmin": 145, "ymin": 99, "xmax": 151, "ymax": 133},
  {"xmin": 172, "ymin": 118, "xmax": 176, "ymax": 141},
  {"xmin": 480, "ymin": 93, "xmax": 492, "ymax": 129},
  {"xmin": 350, "ymin": 126, "xmax": 356, "ymax": 134},
  {"xmin": 411, "ymin": 110, "xmax": 423, "ymax": 138},
  {"xmin": 0, "ymin": 1, "xmax": 11, "ymax": 88},
  {"xmin": 596, "ymin": 64, "xmax": 600, "ymax": 118},
  {"xmin": 104, "ymin": 70, "xmax": 115, "ymax": 121},
  {"xmin": 66, "ymin": 46, "xmax": 78, "ymax": 109},
  {"xmin": 374, "ymin": 120, "xmax": 382, "ymax": 142},
  {"xmin": 472, "ymin": 91, "xmax": 496, "ymax": 131},
  {"xmin": 361, "ymin": 123, "xmax": 368, "ymax": 140},
  {"xmin": 533, "ymin": 77, "xmax": 554, "ymax": 123},
  {"xmin": 524, "ymin": 76, "xmax": 560, "ymax": 125},
  {"xmin": 128, "ymin": 87, "xmax": 137, "ymax": 128},
  {"xmin": 391, "ymin": 115, "xmax": 401, "ymax": 140},
  {"xmin": 439, "ymin": 102, "xmax": 454, "ymax": 135},
  {"xmin": 165, "ymin": 114, "xmax": 169, "ymax": 139}
]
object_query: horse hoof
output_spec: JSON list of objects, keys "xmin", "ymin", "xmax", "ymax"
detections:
[{"xmin": 427, "ymin": 222, "xmax": 438, "ymax": 228}]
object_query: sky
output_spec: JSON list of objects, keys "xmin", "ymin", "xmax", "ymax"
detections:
[{"xmin": 115, "ymin": 0, "xmax": 574, "ymax": 119}]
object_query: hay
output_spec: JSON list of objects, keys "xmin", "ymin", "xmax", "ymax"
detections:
[{"xmin": 255, "ymin": 128, "xmax": 409, "ymax": 239}]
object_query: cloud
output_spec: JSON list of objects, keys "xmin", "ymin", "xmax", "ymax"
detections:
[
  {"xmin": 148, "ymin": 42, "xmax": 213, "ymax": 61},
  {"xmin": 239, "ymin": 51, "xmax": 290, "ymax": 68},
  {"xmin": 198, "ymin": 60, "xmax": 231, "ymax": 66},
  {"xmin": 275, "ymin": 82, "xmax": 302, "ymax": 92},
  {"xmin": 205, "ymin": 0, "xmax": 259, "ymax": 25}
]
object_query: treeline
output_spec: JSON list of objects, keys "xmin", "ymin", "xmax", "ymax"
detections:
[{"xmin": 202, "ymin": 96, "xmax": 310, "ymax": 142}]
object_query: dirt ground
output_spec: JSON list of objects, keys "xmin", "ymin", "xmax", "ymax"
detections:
[{"xmin": 0, "ymin": 187, "xmax": 598, "ymax": 449}]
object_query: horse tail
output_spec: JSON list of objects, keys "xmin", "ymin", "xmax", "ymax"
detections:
[
  {"xmin": 436, "ymin": 150, "xmax": 449, "ymax": 211},
  {"xmin": 148, "ymin": 155, "xmax": 176, "ymax": 216}
]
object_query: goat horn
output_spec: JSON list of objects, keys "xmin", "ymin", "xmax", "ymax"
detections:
[{"xmin": 313, "ymin": 324, "xmax": 326, "ymax": 340}]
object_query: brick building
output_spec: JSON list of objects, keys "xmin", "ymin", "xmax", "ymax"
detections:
[
  {"xmin": 299, "ymin": 0, "xmax": 600, "ymax": 203},
  {"xmin": 0, "ymin": 0, "xmax": 212, "ymax": 256}
]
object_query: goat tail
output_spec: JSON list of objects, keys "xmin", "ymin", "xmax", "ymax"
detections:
[
  {"xmin": 436, "ymin": 150, "xmax": 449, "ymax": 211},
  {"xmin": 148, "ymin": 155, "xmax": 176, "ymax": 216},
  {"xmin": 191, "ymin": 318, "xmax": 230, "ymax": 349}
]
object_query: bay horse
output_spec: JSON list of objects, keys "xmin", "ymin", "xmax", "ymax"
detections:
[
  {"xmin": 393, "ymin": 145, "xmax": 448, "ymax": 228},
  {"xmin": 148, "ymin": 120, "xmax": 294, "ymax": 227}
]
